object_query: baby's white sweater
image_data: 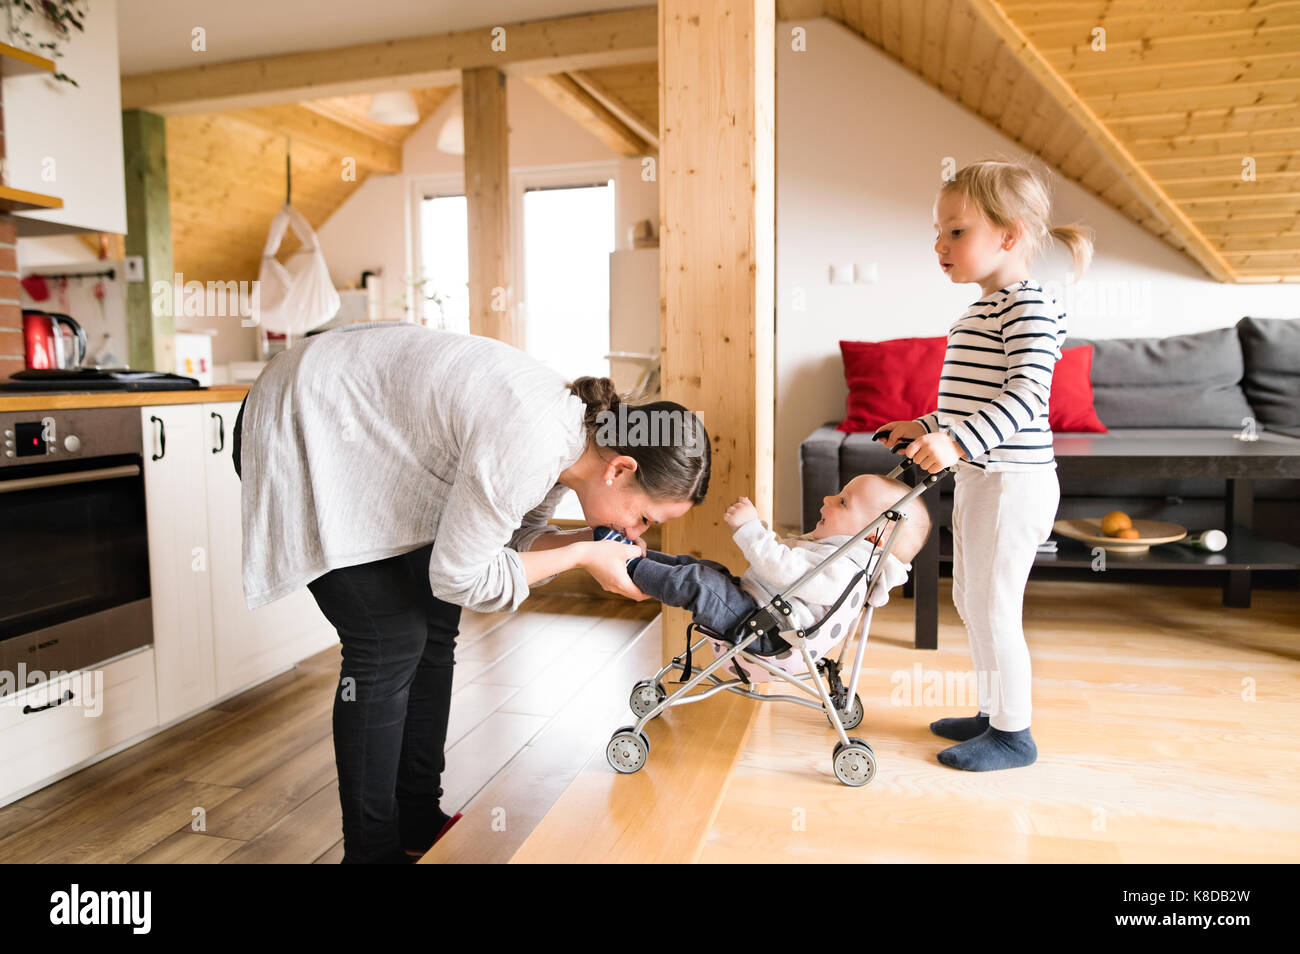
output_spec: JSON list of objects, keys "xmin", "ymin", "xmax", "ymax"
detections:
[{"xmin": 730, "ymin": 520, "xmax": 911, "ymax": 632}]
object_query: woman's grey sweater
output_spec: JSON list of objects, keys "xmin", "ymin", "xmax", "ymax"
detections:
[{"xmin": 238, "ymin": 322, "xmax": 587, "ymax": 613}]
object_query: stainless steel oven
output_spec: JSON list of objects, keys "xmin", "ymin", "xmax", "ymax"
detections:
[{"xmin": 0, "ymin": 406, "xmax": 152, "ymax": 696}]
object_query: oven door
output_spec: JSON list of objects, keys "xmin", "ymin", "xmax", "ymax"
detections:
[{"xmin": 0, "ymin": 453, "xmax": 152, "ymax": 692}]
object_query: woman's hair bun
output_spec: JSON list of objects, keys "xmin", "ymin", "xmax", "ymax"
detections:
[{"xmin": 569, "ymin": 376, "xmax": 621, "ymax": 430}]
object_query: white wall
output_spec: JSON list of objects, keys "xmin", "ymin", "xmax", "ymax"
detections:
[
  {"xmin": 5, "ymin": 0, "xmax": 126, "ymax": 235},
  {"xmin": 316, "ymin": 75, "xmax": 654, "ymax": 321},
  {"xmin": 317, "ymin": 173, "xmax": 410, "ymax": 316},
  {"xmin": 773, "ymin": 18, "xmax": 1300, "ymax": 528}
]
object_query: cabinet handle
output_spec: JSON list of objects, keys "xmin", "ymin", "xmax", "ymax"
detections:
[
  {"xmin": 23, "ymin": 689, "xmax": 74, "ymax": 714},
  {"xmin": 150, "ymin": 415, "xmax": 166, "ymax": 461},
  {"xmin": 211, "ymin": 411, "xmax": 226, "ymax": 454}
]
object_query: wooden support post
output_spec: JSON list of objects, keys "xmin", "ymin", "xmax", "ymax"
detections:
[
  {"xmin": 462, "ymin": 67, "xmax": 518, "ymax": 348},
  {"xmin": 659, "ymin": 0, "xmax": 775, "ymax": 662},
  {"xmin": 121, "ymin": 109, "xmax": 175, "ymax": 373}
]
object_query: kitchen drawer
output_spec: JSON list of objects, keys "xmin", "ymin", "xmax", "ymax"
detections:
[{"xmin": 0, "ymin": 648, "xmax": 159, "ymax": 807}]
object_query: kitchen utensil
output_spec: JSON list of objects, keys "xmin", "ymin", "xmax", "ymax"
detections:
[
  {"xmin": 22, "ymin": 310, "xmax": 57, "ymax": 368},
  {"xmin": 20, "ymin": 273, "xmax": 49, "ymax": 301},
  {"xmin": 23, "ymin": 311, "xmax": 88, "ymax": 369},
  {"xmin": 49, "ymin": 312, "xmax": 87, "ymax": 368}
]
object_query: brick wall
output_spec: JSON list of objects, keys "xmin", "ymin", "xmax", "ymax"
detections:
[{"xmin": 0, "ymin": 215, "xmax": 20, "ymax": 380}]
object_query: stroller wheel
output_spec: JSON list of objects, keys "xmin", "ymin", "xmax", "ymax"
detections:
[
  {"xmin": 607, "ymin": 726, "xmax": 651, "ymax": 774},
  {"xmin": 832, "ymin": 739, "xmax": 876, "ymax": 787},
  {"xmin": 826, "ymin": 693, "xmax": 864, "ymax": 731},
  {"xmin": 629, "ymin": 680, "xmax": 668, "ymax": 719}
]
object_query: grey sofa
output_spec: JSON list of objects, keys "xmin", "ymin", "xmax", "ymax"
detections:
[{"xmin": 801, "ymin": 316, "xmax": 1300, "ymax": 648}]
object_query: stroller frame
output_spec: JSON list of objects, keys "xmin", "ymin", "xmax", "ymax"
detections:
[{"xmin": 607, "ymin": 444, "xmax": 951, "ymax": 786}]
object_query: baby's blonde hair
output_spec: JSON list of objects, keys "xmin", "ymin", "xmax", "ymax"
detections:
[{"xmin": 941, "ymin": 158, "xmax": 1094, "ymax": 278}]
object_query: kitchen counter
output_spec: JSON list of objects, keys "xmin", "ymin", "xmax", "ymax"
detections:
[{"xmin": 0, "ymin": 385, "xmax": 250, "ymax": 413}]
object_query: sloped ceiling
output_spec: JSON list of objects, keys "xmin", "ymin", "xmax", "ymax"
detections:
[
  {"xmin": 167, "ymin": 88, "xmax": 456, "ymax": 286},
  {"xmin": 819, "ymin": 0, "xmax": 1299, "ymax": 282},
  {"xmin": 162, "ymin": 2, "xmax": 1298, "ymax": 286}
]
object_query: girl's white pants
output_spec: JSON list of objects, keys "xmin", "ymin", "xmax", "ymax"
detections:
[{"xmin": 951, "ymin": 464, "xmax": 1060, "ymax": 732}]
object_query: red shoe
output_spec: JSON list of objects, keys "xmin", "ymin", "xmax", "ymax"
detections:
[{"xmin": 403, "ymin": 813, "xmax": 463, "ymax": 860}]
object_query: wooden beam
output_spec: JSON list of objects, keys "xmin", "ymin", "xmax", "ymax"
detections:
[
  {"xmin": 223, "ymin": 105, "xmax": 402, "ymax": 174},
  {"xmin": 659, "ymin": 0, "xmax": 775, "ymax": 662},
  {"xmin": 121, "ymin": 110, "xmax": 175, "ymax": 374},
  {"xmin": 121, "ymin": 8, "xmax": 658, "ymax": 115},
  {"xmin": 967, "ymin": 0, "xmax": 1238, "ymax": 283},
  {"xmin": 526, "ymin": 74, "xmax": 651, "ymax": 157},
  {"xmin": 462, "ymin": 67, "xmax": 518, "ymax": 348},
  {"xmin": 567, "ymin": 69, "xmax": 660, "ymax": 151}
]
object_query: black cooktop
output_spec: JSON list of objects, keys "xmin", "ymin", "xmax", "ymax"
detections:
[{"xmin": 1, "ymin": 368, "xmax": 201, "ymax": 392}]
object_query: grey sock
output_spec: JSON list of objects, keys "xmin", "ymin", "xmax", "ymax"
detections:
[
  {"xmin": 937, "ymin": 725, "xmax": 1037, "ymax": 771},
  {"xmin": 929, "ymin": 711, "xmax": 989, "ymax": 741}
]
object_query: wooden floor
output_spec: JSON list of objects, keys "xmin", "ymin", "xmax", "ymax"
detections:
[
  {"xmin": 500, "ymin": 577, "xmax": 1300, "ymax": 863},
  {"xmin": 0, "ymin": 594, "xmax": 658, "ymax": 863},
  {"xmin": 697, "ymin": 578, "xmax": 1300, "ymax": 863},
  {"xmin": 3, "ymin": 577, "xmax": 1296, "ymax": 863}
]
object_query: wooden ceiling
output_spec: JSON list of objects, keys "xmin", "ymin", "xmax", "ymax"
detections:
[
  {"xmin": 157, "ymin": 2, "xmax": 1298, "ymax": 285},
  {"xmin": 817, "ymin": 0, "xmax": 1299, "ymax": 282},
  {"xmin": 167, "ymin": 88, "xmax": 455, "ymax": 285}
]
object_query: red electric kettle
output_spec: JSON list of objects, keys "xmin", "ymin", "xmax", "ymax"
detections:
[{"xmin": 23, "ymin": 310, "xmax": 87, "ymax": 370}]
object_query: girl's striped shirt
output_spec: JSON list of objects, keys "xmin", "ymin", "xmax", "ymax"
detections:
[{"xmin": 914, "ymin": 278, "xmax": 1065, "ymax": 471}]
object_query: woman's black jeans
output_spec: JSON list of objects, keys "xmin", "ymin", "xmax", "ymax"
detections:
[{"xmin": 233, "ymin": 398, "xmax": 459, "ymax": 864}]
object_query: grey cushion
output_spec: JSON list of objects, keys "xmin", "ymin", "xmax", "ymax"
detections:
[
  {"xmin": 1069, "ymin": 328, "xmax": 1255, "ymax": 428},
  {"xmin": 1237, "ymin": 316, "xmax": 1300, "ymax": 427}
]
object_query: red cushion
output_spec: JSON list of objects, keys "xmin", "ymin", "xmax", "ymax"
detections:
[
  {"xmin": 837, "ymin": 338, "xmax": 1105, "ymax": 435},
  {"xmin": 1049, "ymin": 345, "xmax": 1107, "ymax": 433},
  {"xmin": 836, "ymin": 337, "xmax": 946, "ymax": 433}
]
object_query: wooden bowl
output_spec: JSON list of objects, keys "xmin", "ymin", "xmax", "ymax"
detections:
[{"xmin": 1052, "ymin": 518, "xmax": 1187, "ymax": 555}]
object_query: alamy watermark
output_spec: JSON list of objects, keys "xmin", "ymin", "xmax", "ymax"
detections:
[
  {"xmin": 594, "ymin": 405, "xmax": 706, "ymax": 458},
  {"xmin": 890, "ymin": 663, "xmax": 1003, "ymax": 715},
  {"xmin": 152, "ymin": 272, "xmax": 261, "ymax": 326},
  {"xmin": 0, "ymin": 665, "xmax": 104, "ymax": 717}
]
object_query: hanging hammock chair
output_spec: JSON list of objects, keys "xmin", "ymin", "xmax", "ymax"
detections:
[{"xmin": 253, "ymin": 141, "xmax": 340, "ymax": 337}]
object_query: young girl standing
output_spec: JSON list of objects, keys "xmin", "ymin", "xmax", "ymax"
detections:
[{"xmin": 879, "ymin": 159, "xmax": 1093, "ymax": 772}]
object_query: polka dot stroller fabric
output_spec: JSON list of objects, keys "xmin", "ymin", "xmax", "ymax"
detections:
[{"xmin": 704, "ymin": 551, "xmax": 910, "ymax": 683}]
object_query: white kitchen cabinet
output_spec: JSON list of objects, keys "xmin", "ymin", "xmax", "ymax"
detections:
[
  {"xmin": 0, "ymin": 648, "xmax": 158, "ymax": 807},
  {"xmin": 202, "ymin": 401, "xmax": 336, "ymax": 696},
  {"xmin": 141, "ymin": 405, "xmax": 216, "ymax": 724}
]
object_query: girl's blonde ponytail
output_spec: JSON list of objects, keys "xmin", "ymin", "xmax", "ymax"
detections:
[
  {"xmin": 1050, "ymin": 223, "xmax": 1094, "ymax": 278},
  {"xmin": 941, "ymin": 158, "xmax": 1097, "ymax": 281}
]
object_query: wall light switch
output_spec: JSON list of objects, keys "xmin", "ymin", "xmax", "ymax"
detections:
[
  {"xmin": 855, "ymin": 262, "xmax": 880, "ymax": 284},
  {"xmin": 830, "ymin": 263, "xmax": 854, "ymax": 285}
]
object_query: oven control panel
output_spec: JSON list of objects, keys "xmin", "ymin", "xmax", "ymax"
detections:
[{"xmin": 1, "ymin": 406, "xmax": 142, "ymax": 468}]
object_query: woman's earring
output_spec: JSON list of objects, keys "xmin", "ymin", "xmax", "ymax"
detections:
[{"xmin": 605, "ymin": 479, "xmax": 613, "ymax": 486}]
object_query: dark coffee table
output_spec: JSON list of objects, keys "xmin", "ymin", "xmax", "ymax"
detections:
[{"xmin": 907, "ymin": 428, "xmax": 1300, "ymax": 650}]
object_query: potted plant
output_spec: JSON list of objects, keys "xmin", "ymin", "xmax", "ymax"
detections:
[{"xmin": 3, "ymin": 0, "xmax": 88, "ymax": 86}]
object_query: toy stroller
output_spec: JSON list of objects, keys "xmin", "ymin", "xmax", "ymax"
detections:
[{"xmin": 606, "ymin": 434, "xmax": 952, "ymax": 786}]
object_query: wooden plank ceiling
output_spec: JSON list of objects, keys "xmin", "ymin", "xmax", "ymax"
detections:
[
  {"xmin": 167, "ymin": 88, "xmax": 455, "ymax": 285},
  {"xmin": 818, "ymin": 0, "xmax": 1300, "ymax": 282},
  {"xmin": 164, "ymin": 2, "xmax": 1298, "ymax": 285}
]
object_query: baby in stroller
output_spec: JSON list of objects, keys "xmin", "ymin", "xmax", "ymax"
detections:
[{"xmin": 620, "ymin": 473, "xmax": 932, "ymax": 654}]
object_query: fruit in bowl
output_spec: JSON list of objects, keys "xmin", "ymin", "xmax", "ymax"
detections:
[{"xmin": 1100, "ymin": 511, "xmax": 1132, "ymax": 537}]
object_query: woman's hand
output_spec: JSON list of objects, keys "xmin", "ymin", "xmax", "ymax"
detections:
[
  {"xmin": 877, "ymin": 420, "xmax": 925, "ymax": 449},
  {"xmin": 580, "ymin": 540, "xmax": 649, "ymax": 601},
  {"xmin": 724, "ymin": 496, "xmax": 759, "ymax": 529}
]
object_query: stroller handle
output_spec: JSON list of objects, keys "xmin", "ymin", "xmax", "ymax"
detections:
[{"xmin": 871, "ymin": 429, "xmax": 955, "ymax": 481}]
